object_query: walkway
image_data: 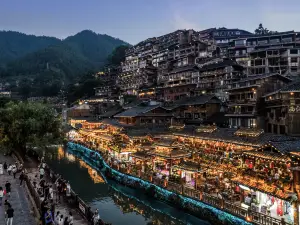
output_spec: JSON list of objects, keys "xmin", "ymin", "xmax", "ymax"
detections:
[
  {"xmin": 25, "ymin": 167, "xmax": 88, "ymax": 225},
  {"xmin": 0, "ymin": 154, "xmax": 36, "ymax": 225}
]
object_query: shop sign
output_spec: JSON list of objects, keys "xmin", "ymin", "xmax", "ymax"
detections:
[
  {"xmin": 289, "ymin": 105, "xmax": 300, "ymax": 113},
  {"xmin": 79, "ymin": 202, "xmax": 85, "ymax": 214}
]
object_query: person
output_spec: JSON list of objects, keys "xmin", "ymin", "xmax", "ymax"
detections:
[
  {"xmin": 68, "ymin": 212, "xmax": 73, "ymax": 225},
  {"xmin": 55, "ymin": 211, "xmax": 60, "ymax": 225},
  {"xmin": 63, "ymin": 217, "xmax": 69, "ymax": 225},
  {"xmin": 6, "ymin": 204, "xmax": 14, "ymax": 225},
  {"xmin": 44, "ymin": 183, "xmax": 50, "ymax": 200},
  {"xmin": 58, "ymin": 182, "xmax": 63, "ymax": 203},
  {"xmin": 4, "ymin": 200, "xmax": 10, "ymax": 220},
  {"xmin": 40, "ymin": 166, "xmax": 45, "ymax": 180},
  {"xmin": 0, "ymin": 162, "xmax": 3, "ymax": 175},
  {"xmin": 92, "ymin": 209, "xmax": 100, "ymax": 225},
  {"xmin": 19, "ymin": 171, "xmax": 25, "ymax": 186},
  {"xmin": 12, "ymin": 165, "xmax": 17, "ymax": 179},
  {"xmin": 50, "ymin": 199, "xmax": 55, "ymax": 220},
  {"xmin": 18, "ymin": 163, "xmax": 23, "ymax": 172},
  {"xmin": 0, "ymin": 187, "xmax": 3, "ymax": 206},
  {"xmin": 49, "ymin": 185, "xmax": 54, "ymax": 200},
  {"xmin": 66, "ymin": 181, "xmax": 71, "ymax": 202},
  {"xmin": 44, "ymin": 208, "xmax": 54, "ymax": 225},
  {"xmin": 3, "ymin": 162, "xmax": 7, "ymax": 172},
  {"xmin": 58, "ymin": 214, "xmax": 64, "ymax": 225},
  {"xmin": 5, "ymin": 181, "xmax": 11, "ymax": 197},
  {"xmin": 7, "ymin": 164, "xmax": 12, "ymax": 175}
]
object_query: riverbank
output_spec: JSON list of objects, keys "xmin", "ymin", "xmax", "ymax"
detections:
[
  {"xmin": 13, "ymin": 150, "xmax": 108, "ymax": 225},
  {"xmin": 68, "ymin": 142, "xmax": 253, "ymax": 225},
  {"xmin": 0, "ymin": 153, "xmax": 36, "ymax": 225}
]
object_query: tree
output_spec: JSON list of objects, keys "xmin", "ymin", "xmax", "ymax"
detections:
[
  {"xmin": 254, "ymin": 23, "xmax": 277, "ymax": 35},
  {"xmin": 0, "ymin": 102, "xmax": 63, "ymax": 157}
]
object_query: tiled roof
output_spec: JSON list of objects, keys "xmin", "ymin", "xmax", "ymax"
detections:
[
  {"xmin": 174, "ymin": 127, "xmax": 298, "ymax": 147},
  {"xmin": 114, "ymin": 104, "xmax": 161, "ymax": 118},
  {"xmin": 268, "ymin": 140, "xmax": 300, "ymax": 154},
  {"xmin": 242, "ymin": 151, "xmax": 291, "ymax": 162},
  {"xmin": 166, "ymin": 95, "xmax": 220, "ymax": 110},
  {"xmin": 130, "ymin": 151, "xmax": 152, "ymax": 160},
  {"xmin": 278, "ymin": 81, "xmax": 300, "ymax": 92},
  {"xmin": 169, "ymin": 65, "xmax": 199, "ymax": 74},
  {"xmin": 98, "ymin": 107, "xmax": 124, "ymax": 118},
  {"xmin": 173, "ymin": 160, "xmax": 201, "ymax": 172},
  {"xmin": 199, "ymin": 59, "xmax": 241, "ymax": 71}
]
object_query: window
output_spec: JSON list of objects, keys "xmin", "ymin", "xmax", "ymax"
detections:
[
  {"xmin": 236, "ymin": 31, "xmax": 241, "ymax": 35},
  {"xmin": 235, "ymin": 39, "xmax": 245, "ymax": 46},
  {"xmin": 290, "ymin": 49, "xmax": 298, "ymax": 54},
  {"xmin": 291, "ymin": 57, "xmax": 298, "ymax": 63},
  {"xmin": 291, "ymin": 67, "xmax": 298, "ymax": 72}
]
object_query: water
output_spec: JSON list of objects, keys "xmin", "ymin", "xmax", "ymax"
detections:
[{"xmin": 46, "ymin": 147, "xmax": 210, "ymax": 225}]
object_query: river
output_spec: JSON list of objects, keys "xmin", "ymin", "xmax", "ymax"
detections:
[{"xmin": 46, "ymin": 147, "xmax": 210, "ymax": 225}]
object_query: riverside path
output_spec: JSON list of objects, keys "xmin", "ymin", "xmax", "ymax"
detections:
[{"xmin": 0, "ymin": 154, "xmax": 36, "ymax": 225}]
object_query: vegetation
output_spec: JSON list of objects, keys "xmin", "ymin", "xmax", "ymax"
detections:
[
  {"xmin": 65, "ymin": 44, "xmax": 129, "ymax": 104},
  {"xmin": 0, "ymin": 101, "xmax": 63, "ymax": 157},
  {"xmin": 0, "ymin": 30, "xmax": 129, "ymax": 97},
  {"xmin": 107, "ymin": 45, "xmax": 130, "ymax": 65},
  {"xmin": 0, "ymin": 31, "xmax": 60, "ymax": 66},
  {"xmin": 254, "ymin": 23, "xmax": 277, "ymax": 35}
]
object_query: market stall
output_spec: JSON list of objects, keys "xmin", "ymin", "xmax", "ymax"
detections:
[{"xmin": 171, "ymin": 160, "xmax": 201, "ymax": 188}]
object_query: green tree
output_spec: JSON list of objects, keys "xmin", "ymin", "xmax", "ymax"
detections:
[
  {"xmin": 0, "ymin": 102, "xmax": 63, "ymax": 157},
  {"xmin": 254, "ymin": 23, "xmax": 277, "ymax": 35}
]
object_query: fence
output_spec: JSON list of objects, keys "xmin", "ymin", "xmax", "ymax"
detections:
[
  {"xmin": 45, "ymin": 166, "xmax": 111, "ymax": 225},
  {"xmin": 71, "ymin": 141, "xmax": 292, "ymax": 225}
]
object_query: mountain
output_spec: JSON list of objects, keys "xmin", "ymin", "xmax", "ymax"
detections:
[
  {"xmin": 64, "ymin": 30, "xmax": 127, "ymax": 65},
  {"xmin": 0, "ymin": 31, "xmax": 60, "ymax": 66},
  {"xmin": 0, "ymin": 30, "xmax": 129, "ymax": 97}
]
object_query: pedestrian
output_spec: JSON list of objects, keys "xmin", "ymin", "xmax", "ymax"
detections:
[
  {"xmin": 41, "ymin": 199, "xmax": 48, "ymax": 224},
  {"xmin": 19, "ymin": 171, "xmax": 25, "ymax": 186},
  {"xmin": 44, "ymin": 208, "xmax": 54, "ymax": 225},
  {"xmin": 40, "ymin": 166, "xmax": 45, "ymax": 180},
  {"xmin": 50, "ymin": 199, "xmax": 55, "ymax": 219},
  {"xmin": 49, "ymin": 185, "xmax": 54, "ymax": 200},
  {"xmin": 66, "ymin": 181, "xmax": 71, "ymax": 202},
  {"xmin": 58, "ymin": 215, "xmax": 64, "ymax": 225},
  {"xmin": 6, "ymin": 204, "xmax": 14, "ymax": 225},
  {"xmin": 12, "ymin": 166, "xmax": 17, "ymax": 179},
  {"xmin": 7, "ymin": 164, "xmax": 12, "ymax": 175},
  {"xmin": 5, "ymin": 181, "xmax": 11, "ymax": 197},
  {"xmin": 63, "ymin": 217, "xmax": 69, "ymax": 225},
  {"xmin": 58, "ymin": 182, "xmax": 63, "ymax": 203},
  {"xmin": 92, "ymin": 209, "xmax": 100, "ymax": 225},
  {"xmin": 55, "ymin": 211, "xmax": 60, "ymax": 224},
  {"xmin": 18, "ymin": 163, "xmax": 23, "ymax": 172},
  {"xmin": 44, "ymin": 183, "xmax": 50, "ymax": 200},
  {"xmin": 4, "ymin": 200, "xmax": 10, "ymax": 220},
  {"xmin": 0, "ymin": 162, "xmax": 3, "ymax": 175},
  {"xmin": 3, "ymin": 162, "xmax": 7, "ymax": 172},
  {"xmin": 68, "ymin": 212, "xmax": 73, "ymax": 225},
  {"xmin": 0, "ymin": 187, "xmax": 3, "ymax": 205}
]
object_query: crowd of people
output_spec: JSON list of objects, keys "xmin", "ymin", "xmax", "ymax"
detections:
[
  {"xmin": 37, "ymin": 159, "xmax": 102, "ymax": 225},
  {"xmin": 0, "ymin": 160, "xmax": 24, "ymax": 225}
]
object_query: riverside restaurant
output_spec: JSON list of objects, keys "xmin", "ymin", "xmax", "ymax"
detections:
[{"xmin": 67, "ymin": 119, "xmax": 300, "ymax": 225}]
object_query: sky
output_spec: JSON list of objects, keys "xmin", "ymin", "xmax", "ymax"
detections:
[{"xmin": 1, "ymin": 0, "xmax": 300, "ymax": 44}]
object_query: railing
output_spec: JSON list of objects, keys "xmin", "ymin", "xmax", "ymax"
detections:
[{"xmin": 71, "ymin": 141, "xmax": 292, "ymax": 225}]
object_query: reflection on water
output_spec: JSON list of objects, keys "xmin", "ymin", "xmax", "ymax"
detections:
[
  {"xmin": 79, "ymin": 160, "xmax": 105, "ymax": 184},
  {"xmin": 46, "ymin": 147, "xmax": 210, "ymax": 225}
]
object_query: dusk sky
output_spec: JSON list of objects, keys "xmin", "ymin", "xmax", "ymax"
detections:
[{"xmin": 1, "ymin": 0, "xmax": 300, "ymax": 44}]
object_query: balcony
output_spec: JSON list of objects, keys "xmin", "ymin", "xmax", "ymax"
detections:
[{"xmin": 228, "ymin": 98, "xmax": 256, "ymax": 105}]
